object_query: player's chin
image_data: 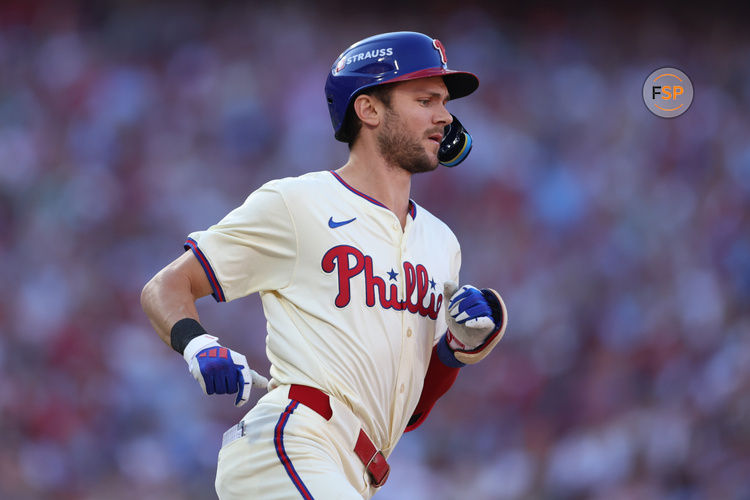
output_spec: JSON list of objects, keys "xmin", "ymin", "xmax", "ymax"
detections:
[
  {"xmin": 427, "ymin": 146, "xmax": 441, "ymax": 169},
  {"xmin": 408, "ymin": 154, "xmax": 440, "ymax": 174},
  {"xmin": 428, "ymin": 154, "xmax": 440, "ymax": 170}
]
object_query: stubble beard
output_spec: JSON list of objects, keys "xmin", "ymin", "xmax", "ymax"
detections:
[{"xmin": 376, "ymin": 108, "xmax": 439, "ymax": 175}]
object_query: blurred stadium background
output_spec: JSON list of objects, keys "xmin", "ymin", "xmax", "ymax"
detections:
[{"xmin": 1, "ymin": 1, "xmax": 749, "ymax": 498}]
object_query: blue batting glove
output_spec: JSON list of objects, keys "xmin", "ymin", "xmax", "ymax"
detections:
[
  {"xmin": 183, "ymin": 334, "xmax": 269, "ymax": 407},
  {"xmin": 441, "ymin": 281, "xmax": 508, "ymax": 365},
  {"xmin": 444, "ymin": 282, "xmax": 496, "ymax": 349},
  {"xmin": 448, "ymin": 285, "xmax": 494, "ymax": 326}
]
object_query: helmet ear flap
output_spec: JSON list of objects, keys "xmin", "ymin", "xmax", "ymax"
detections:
[{"xmin": 438, "ymin": 114, "xmax": 472, "ymax": 167}]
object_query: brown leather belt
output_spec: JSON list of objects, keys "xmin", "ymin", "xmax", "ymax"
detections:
[{"xmin": 289, "ymin": 385, "xmax": 390, "ymax": 488}]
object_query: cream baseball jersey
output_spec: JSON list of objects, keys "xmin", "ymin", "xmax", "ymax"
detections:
[{"xmin": 185, "ymin": 170, "xmax": 460, "ymax": 455}]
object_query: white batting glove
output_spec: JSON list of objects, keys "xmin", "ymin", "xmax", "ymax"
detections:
[
  {"xmin": 444, "ymin": 282, "xmax": 495, "ymax": 348},
  {"xmin": 183, "ymin": 334, "xmax": 269, "ymax": 407},
  {"xmin": 443, "ymin": 281, "xmax": 508, "ymax": 364}
]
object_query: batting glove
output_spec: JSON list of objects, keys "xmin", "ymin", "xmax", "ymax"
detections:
[
  {"xmin": 441, "ymin": 281, "xmax": 508, "ymax": 365},
  {"xmin": 183, "ymin": 334, "xmax": 269, "ymax": 407}
]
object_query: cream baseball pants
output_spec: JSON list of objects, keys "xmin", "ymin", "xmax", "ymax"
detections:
[{"xmin": 215, "ymin": 385, "xmax": 379, "ymax": 499}]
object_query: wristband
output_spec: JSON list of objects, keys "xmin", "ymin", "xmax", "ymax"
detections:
[
  {"xmin": 436, "ymin": 334, "xmax": 466, "ymax": 368},
  {"xmin": 170, "ymin": 318, "xmax": 208, "ymax": 355}
]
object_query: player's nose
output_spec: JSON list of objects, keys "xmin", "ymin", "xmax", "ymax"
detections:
[{"xmin": 435, "ymin": 104, "xmax": 452, "ymax": 126}]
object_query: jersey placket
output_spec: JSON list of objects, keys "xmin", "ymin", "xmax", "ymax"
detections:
[{"xmin": 388, "ymin": 213, "xmax": 418, "ymax": 450}]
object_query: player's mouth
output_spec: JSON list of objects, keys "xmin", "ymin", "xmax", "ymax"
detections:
[{"xmin": 427, "ymin": 133, "xmax": 443, "ymax": 145}]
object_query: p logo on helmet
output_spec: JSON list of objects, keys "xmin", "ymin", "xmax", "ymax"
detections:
[
  {"xmin": 325, "ymin": 31, "xmax": 479, "ymax": 167},
  {"xmin": 432, "ymin": 39, "xmax": 447, "ymax": 65}
]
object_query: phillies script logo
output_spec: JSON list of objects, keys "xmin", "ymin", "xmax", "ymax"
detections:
[{"xmin": 321, "ymin": 245, "xmax": 442, "ymax": 319}]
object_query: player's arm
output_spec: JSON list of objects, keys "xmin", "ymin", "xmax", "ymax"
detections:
[
  {"xmin": 405, "ymin": 281, "xmax": 507, "ymax": 432},
  {"xmin": 141, "ymin": 250, "xmax": 212, "ymax": 346},
  {"xmin": 141, "ymin": 251, "xmax": 268, "ymax": 406},
  {"xmin": 404, "ymin": 343, "xmax": 460, "ymax": 432}
]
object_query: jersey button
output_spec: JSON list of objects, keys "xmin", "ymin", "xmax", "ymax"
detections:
[
  {"xmin": 392, "ymin": 221, "xmax": 399, "ymax": 230},
  {"xmin": 406, "ymin": 328, "xmax": 413, "ymax": 338}
]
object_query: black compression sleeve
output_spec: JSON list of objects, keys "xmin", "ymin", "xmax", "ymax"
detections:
[{"xmin": 170, "ymin": 318, "xmax": 208, "ymax": 355}]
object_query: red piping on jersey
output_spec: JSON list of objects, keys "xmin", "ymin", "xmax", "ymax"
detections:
[
  {"xmin": 329, "ymin": 171, "xmax": 417, "ymax": 219},
  {"xmin": 184, "ymin": 238, "xmax": 226, "ymax": 302},
  {"xmin": 274, "ymin": 401, "xmax": 315, "ymax": 499}
]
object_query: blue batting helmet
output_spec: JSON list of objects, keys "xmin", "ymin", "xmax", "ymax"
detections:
[{"xmin": 325, "ymin": 31, "xmax": 479, "ymax": 142}]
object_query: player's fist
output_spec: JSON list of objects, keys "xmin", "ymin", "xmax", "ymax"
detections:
[
  {"xmin": 443, "ymin": 281, "xmax": 507, "ymax": 364},
  {"xmin": 444, "ymin": 282, "xmax": 495, "ymax": 348},
  {"xmin": 183, "ymin": 334, "xmax": 269, "ymax": 407}
]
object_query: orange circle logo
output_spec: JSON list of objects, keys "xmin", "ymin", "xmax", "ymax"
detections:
[{"xmin": 643, "ymin": 67, "xmax": 693, "ymax": 118}]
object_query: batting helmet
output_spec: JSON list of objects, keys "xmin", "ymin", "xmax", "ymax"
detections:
[{"xmin": 325, "ymin": 31, "xmax": 479, "ymax": 142}]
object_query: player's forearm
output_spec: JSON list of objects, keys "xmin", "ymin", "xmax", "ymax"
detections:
[
  {"xmin": 141, "ymin": 269, "xmax": 201, "ymax": 347},
  {"xmin": 142, "ymin": 264, "xmax": 268, "ymax": 408},
  {"xmin": 404, "ymin": 340, "xmax": 461, "ymax": 432}
]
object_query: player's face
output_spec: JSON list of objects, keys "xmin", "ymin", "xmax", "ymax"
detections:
[{"xmin": 376, "ymin": 77, "xmax": 452, "ymax": 174}]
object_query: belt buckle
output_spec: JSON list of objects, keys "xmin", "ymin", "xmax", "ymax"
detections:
[{"xmin": 365, "ymin": 450, "xmax": 390, "ymax": 488}]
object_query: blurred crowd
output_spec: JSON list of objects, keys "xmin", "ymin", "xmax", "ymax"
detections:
[{"xmin": 1, "ymin": 1, "xmax": 749, "ymax": 499}]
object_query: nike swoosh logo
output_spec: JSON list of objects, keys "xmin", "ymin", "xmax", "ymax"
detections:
[{"xmin": 328, "ymin": 216, "xmax": 356, "ymax": 228}]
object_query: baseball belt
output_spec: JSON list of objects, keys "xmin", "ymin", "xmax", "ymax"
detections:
[{"xmin": 221, "ymin": 385, "xmax": 390, "ymax": 488}]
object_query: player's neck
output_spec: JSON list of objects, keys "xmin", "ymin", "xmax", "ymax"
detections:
[{"xmin": 337, "ymin": 149, "xmax": 412, "ymax": 229}]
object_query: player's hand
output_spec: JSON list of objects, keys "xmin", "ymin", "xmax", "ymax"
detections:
[
  {"xmin": 183, "ymin": 334, "xmax": 269, "ymax": 407},
  {"xmin": 442, "ymin": 281, "xmax": 507, "ymax": 364},
  {"xmin": 443, "ymin": 281, "xmax": 496, "ymax": 348}
]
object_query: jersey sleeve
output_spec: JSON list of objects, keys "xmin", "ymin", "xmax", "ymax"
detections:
[{"xmin": 185, "ymin": 183, "xmax": 297, "ymax": 302}]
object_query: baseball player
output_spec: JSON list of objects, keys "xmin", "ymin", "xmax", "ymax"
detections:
[{"xmin": 141, "ymin": 31, "xmax": 507, "ymax": 499}]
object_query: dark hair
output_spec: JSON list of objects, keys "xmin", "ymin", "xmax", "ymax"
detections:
[{"xmin": 340, "ymin": 84, "xmax": 394, "ymax": 148}]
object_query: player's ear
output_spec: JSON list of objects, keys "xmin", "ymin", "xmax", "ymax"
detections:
[{"xmin": 352, "ymin": 94, "xmax": 381, "ymax": 128}]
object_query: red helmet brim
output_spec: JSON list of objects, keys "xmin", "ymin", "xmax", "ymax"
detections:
[{"xmin": 385, "ymin": 68, "xmax": 479, "ymax": 99}]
